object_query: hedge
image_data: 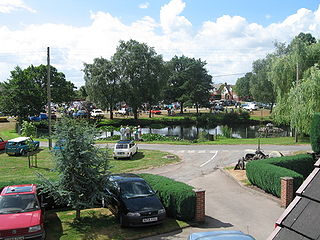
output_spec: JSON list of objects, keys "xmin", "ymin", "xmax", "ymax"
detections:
[
  {"xmin": 310, "ymin": 113, "xmax": 320, "ymax": 153},
  {"xmin": 246, "ymin": 154, "xmax": 315, "ymax": 197},
  {"xmin": 139, "ymin": 173, "xmax": 196, "ymax": 221}
]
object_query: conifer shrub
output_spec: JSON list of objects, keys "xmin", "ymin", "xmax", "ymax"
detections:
[{"xmin": 139, "ymin": 173, "xmax": 196, "ymax": 221}]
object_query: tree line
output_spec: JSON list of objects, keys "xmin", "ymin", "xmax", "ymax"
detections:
[
  {"xmin": 235, "ymin": 32, "xmax": 320, "ymax": 135},
  {"xmin": 0, "ymin": 39, "xmax": 213, "ymax": 121},
  {"xmin": 83, "ymin": 39, "xmax": 212, "ymax": 119}
]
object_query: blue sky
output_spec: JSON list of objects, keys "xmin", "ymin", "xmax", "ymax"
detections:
[{"xmin": 0, "ymin": 0, "xmax": 319, "ymax": 87}]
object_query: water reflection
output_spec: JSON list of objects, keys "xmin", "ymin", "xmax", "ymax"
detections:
[{"xmin": 101, "ymin": 125, "xmax": 291, "ymax": 140}]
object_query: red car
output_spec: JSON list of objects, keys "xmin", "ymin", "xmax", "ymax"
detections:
[
  {"xmin": 151, "ymin": 109, "xmax": 161, "ymax": 115},
  {"xmin": 0, "ymin": 184, "xmax": 46, "ymax": 240},
  {"xmin": 0, "ymin": 137, "xmax": 7, "ymax": 151}
]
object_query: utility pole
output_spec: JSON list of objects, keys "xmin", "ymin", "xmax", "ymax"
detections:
[
  {"xmin": 47, "ymin": 47, "xmax": 52, "ymax": 149},
  {"xmin": 295, "ymin": 62, "xmax": 299, "ymax": 143}
]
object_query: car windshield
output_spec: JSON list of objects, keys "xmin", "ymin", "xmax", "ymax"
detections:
[
  {"xmin": 119, "ymin": 181, "xmax": 155, "ymax": 199},
  {"xmin": 0, "ymin": 194, "xmax": 40, "ymax": 214},
  {"xmin": 116, "ymin": 144, "xmax": 128, "ymax": 149},
  {"xmin": 7, "ymin": 142, "xmax": 21, "ymax": 146}
]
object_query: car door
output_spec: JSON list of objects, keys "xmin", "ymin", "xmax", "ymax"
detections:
[{"xmin": 105, "ymin": 181, "xmax": 121, "ymax": 217}]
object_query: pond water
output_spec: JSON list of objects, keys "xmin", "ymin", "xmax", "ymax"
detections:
[{"xmin": 100, "ymin": 125, "xmax": 291, "ymax": 140}]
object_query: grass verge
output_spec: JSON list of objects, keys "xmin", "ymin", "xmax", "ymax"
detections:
[{"xmin": 45, "ymin": 208, "xmax": 188, "ymax": 240}]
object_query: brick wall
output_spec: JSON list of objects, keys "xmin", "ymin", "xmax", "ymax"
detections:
[
  {"xmin": 195, "ymin": 189, "xmax": 205, "ymax": 222},
  {"xmin": 280, "ymin": 177, "xmax": 294, "ymax": 207}
]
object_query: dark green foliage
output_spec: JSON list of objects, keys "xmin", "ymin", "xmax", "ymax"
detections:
[
  {"xmin": 196, "ymin": 112, "xmax": 252, "ymax": 126},
  {"xmin": 246, "ymin": 154, "xmax": 315, "ymax": 197},
  {"xmin": 310, "ymin": 113, "xmax": 320, "ymax": 153},
  {"xmin": 139, "ymin": 173, "xmax": 196, "ymax": 221}
]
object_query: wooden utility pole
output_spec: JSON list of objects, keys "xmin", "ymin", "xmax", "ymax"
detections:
[
  {"xmin": 295, "ymin": 62, "xmax": 299, "ymax": 143},
  {"xmin": 47, "ymin": 47, "xmax": 52, "ymax": 149}
]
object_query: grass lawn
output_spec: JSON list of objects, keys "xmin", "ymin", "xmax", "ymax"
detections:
[
  {"xmin": 45, "ymin": 208, "xmax": 188, "ymax": 240},
  {"xmin": 0, "ymin": 146, "xmax": 183, "ymax": 239}
]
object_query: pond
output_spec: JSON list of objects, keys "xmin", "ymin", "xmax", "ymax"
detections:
[{"xmin": 100, "ymin": 125, "xmax": 292, "ymax": 140}]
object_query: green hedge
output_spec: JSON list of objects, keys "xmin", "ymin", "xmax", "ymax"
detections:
[
  {"xmin": 246, "ymin": 154, "xmax": 315, "ymax": 197},
  {"xmin": 310, "ymin": 113, "xmax": 320, "ymax": 153},
  {"xmin": 139, "ymin": 173, "xmax": 196, "ymax": 221}
]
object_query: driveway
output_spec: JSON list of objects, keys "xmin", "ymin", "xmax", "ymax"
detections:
[{"xmin": 135, "ymin": 143, "xmax": 311, "ymax": 240}]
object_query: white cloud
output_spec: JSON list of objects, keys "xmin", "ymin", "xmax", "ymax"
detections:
[
  {"xmin": 0, "ymin": 1, "xmax": 320, "ymax": 87},
  {"xmin": 139, "ymin": 2, "xmax": 149, "ymax": 9},
  {"xmin": 0, "ymin": 0, "xmax": 36, "ymax": 13}
]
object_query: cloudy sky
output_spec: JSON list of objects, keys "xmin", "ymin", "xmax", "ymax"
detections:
[{"xmin": 0, "ymin": 0, "xmax": 319, "ymax": 88}]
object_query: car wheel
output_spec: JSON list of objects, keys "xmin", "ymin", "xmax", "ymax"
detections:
[
  {"xmin": 129, "ymin": 154, "xmax": 133, "ymax": 160},
  {"xmin": 114, "ymin": 157, "xmax": 118, "ymax": 160},
  {"xmin": 20, "ymin": 149, "xmax": 26, "ymax": 156}
]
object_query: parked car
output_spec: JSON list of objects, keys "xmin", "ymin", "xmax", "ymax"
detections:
[
  {"xmin": 188, "ymin": 230, "xmax": 256, "ymax": 240},
  {"xmin": 0, "ymin": 184, "xmax": 46, "ymax": 240},
  {"xmin": 28, "ymin": 113, "xmax": 48, "ymax": 121},
  {"xmin": 242, "ymin": 103, "xmax": 258, "ymax": 111},
  {"xmin": 151, "ymin": 109, "xmax": 161, "ymax": 115},
  {"xmin": 5, "ymin": 137, "xmax": 40, "ymax": 156},
  {"xmin": 0, "ymin": 137, "xmax": 8, "ymax": 151},
  {"xmin": 91, "ymin": 109, "xmax": 104, "ymax": 118},
  {"xmin": 113, "ymin": 140, "xmax": 138, "ymax": 159},
  {"xmin": 73, "ymin": 110, "xmax": 88, "ymax": 118},
  {"xmin": 117, "ymin": 108, "xmax": 127, "ymax": 115},
  {"xmin": 102, "ymin": 173, "xmax": 166, "ymax": 227}
]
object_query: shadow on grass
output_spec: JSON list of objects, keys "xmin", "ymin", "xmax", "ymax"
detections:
[
  {"xmin": 115, "ymin": 151, "xmax": 145, "ymax": 161},
  {"xmin": 45, "ymin": 211, "xmax": 64, "ymax": 240}
]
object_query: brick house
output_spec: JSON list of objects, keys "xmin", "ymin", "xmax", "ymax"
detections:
[{"xmin": 210, "ymin": 83, "xmax": 240, "ymax": 101}]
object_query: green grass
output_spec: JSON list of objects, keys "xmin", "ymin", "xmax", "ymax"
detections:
[
  {"xmin": 0, "ymin": 148, "xmax": 180, "ymax": 188},
  {"xmin": 45, "ymin": 208, "xmax": 189, "ymax": 240}
]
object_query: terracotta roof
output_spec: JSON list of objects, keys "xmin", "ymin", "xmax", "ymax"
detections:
[{"xmin": 268, "ymin": 158, "xmax": 320, "ymax": 240}]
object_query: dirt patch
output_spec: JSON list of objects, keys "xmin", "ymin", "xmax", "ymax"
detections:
[{"xmin": 224, "ymin": 168, "xmax": 249, "ymax": 185}]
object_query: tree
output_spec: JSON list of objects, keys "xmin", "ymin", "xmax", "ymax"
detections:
[
  {"xmin": 112, "ymin": 39, "xmax": 165, "ymax": 119},
  {"xmin": 184, "ymin": 59, "xmax": 212, "ymax": 114},
  {"xmin": 286, "ymin": 66, "xmax": 320, "ymax": 135},
  {"xmin": 75, "ymin": 86, "xmax": 88, "ymax": 100},
  {"xmin": 250, "ymin": 57, "xmax": 276, "ymax": 111},
  {"xmin": 38, "ymin": 118, "xmax": 110, "ymax": 220},
  {"xmin": 0, "ymin": 65, "xmax": 75, "ymax": 122},
  {"xmin": 235, "ymin": 72, "xmax": 253, "ymax": 101},
  {"xmin": 165, "ymin": 56, "xmax": 212, "ymax": 114},
  {"xmin": 83, "ymin": 58, "xmax": 120, "ymax": 119}
]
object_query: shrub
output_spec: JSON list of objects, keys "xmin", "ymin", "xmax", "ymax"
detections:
[
  {"xmin": 246, "ymin": 154, "xmax": 315, "ymax": 197},
  {"xmin": 21, "ymin": 121, "xmax": 37, "ymax": 137},
  {"xmin": 139, "ymin": 173, "xmax": 196, "ymax": 221},
  {"xmin": 141, "ymin": 133, "xmax": 181, "ymax": 142},
  {"xmin": 221, "ymin": 125, "xmax": 232, "ymax": 138},
  {"xmin": 310, "ymin": 113, "xmax": 320, "ymax": 153}
]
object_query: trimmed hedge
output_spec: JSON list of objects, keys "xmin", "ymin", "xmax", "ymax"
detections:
[
  {"xmin": 310, "ymin": 113, "xmax": 320, "ymax": 153},
  {"xmin": 139, "ymin": 173, "xmax": 196, "ymax": 221},
  {"xmin": 246, "ymin": 154, "xmax": 315, "ymax": 197}
]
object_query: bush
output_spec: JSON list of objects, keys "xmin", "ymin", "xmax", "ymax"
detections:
[
  {"xmin": 141, "ymin": 133, "xmax": 182, "ymax": 142},
  {"xmin": 310, "ymin": 113, "xmax": 320, "ymax": 153},
  {"xmin": 246, "ymin": 154, "xmax": 315, "ymax": 197},
  {"xmin": 139, "ymin": 173, "xmax": 196, "ymax": 221}
]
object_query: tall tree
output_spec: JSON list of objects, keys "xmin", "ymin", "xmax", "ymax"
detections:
[
  {"xmin": 38, "ymin": 118, "xmax": 110, "ymax": 220},
  {"xmin": 0, "ymin": 65, "xmax": 75, "ymax": 122},
  {"xmin": 184, "ymin": 58, "xmax": 212, "ymax": 114},
  {"xmin": 83, "ymin": 58, "xmax": 120, "ymax": 119},
  {"xmin": 250, "ymin": 57, "xmax": 276, "ymax": 111},
  {"xmin": 112, "ymin": 39, "xmax": 165, "ymax": 119},
  {"xmin": 235, "ymin": 72, "xmax": 253, "ymax": 101}
]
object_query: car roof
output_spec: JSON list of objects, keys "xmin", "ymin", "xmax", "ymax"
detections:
[
  {"xmin": 109, "ymin": 173, "xmax": 144, "ymax": 183},
  {"xmin": 8, "ymin": 137, "xmax": 30, "ymax": 142},
  {"xmin": 1, "ymin": 184, "xmax": 37, "ymax": 195},
  {"xmin": 116, "ymin": 140, "xmax": 134, "ymax": 144},
  {"xmin": 188, "ymin": 231, "xmax": 255, "ymax": 240}
]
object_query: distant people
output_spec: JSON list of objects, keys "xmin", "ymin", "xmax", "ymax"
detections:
[
  {"xmin": 137, "ymin": 125, "xmax": 142, "ymax": 140},
  {"xmin": 120, "ymin": 125, "xmax": 125, "ymax": 140},
  {"xmin": 125, "ymin": 126, "xmax": 131, "ymax": 139},
  {"xmin": 134, "ymin": 127, "xmax": 139, "ymax": 141}
]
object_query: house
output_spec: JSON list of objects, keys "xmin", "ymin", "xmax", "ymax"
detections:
[
  {"xmin": 210, "ymin": 83, "xmax": 240, "ymax": 101},
  {"xmin": 268, "ymin": 156, "xmax": 320, "ymax": 239}
]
